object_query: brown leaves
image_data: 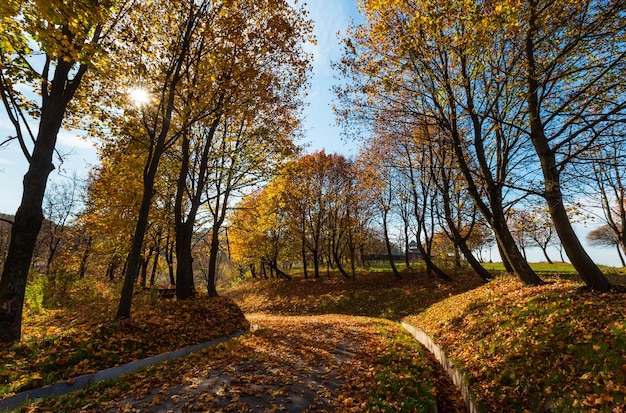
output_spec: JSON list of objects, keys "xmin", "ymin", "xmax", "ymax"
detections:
[
  {"xmin": 18, "ymin": 314, "xmax": 446, "ymax": 412},
  {"xmin": 1, "ymin": 295, "xmax": 248, "ymax": 398},
  {"xmin": 224, "ymin": 270, "xmax": 483, "ymax": 319},
  {"xmin": 408, "ymin": 275, "xmax": 626, "ymax": 412}
]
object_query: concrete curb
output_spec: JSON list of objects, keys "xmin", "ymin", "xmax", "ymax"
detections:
[
  {"xmin": 0, "ymin": 330, "xmax": 248, "ymax": 411},
  {"xmin": 401, "ymin": 322, "xmax": 479, "ymax": 413}
]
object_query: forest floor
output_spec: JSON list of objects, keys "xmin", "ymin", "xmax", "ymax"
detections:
[
  {"xmin": 4, "ymin": 274, "xmax": 466, "ymax": 412},
  {"xmin": 226, "ymin": 268, "xmax": 626, "ymax": 412},
  {"xmin": 13, "ymin": 313, "xmax": 465, "ymax": 412},
  {"xmin": 3, "ymin": 265, "xmax": 626, "ymax": 412}
]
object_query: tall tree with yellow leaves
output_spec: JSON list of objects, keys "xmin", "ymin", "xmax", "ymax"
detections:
[{"xmin": 0, "ymin": 0, "xmax": 132, "ymax": 342}]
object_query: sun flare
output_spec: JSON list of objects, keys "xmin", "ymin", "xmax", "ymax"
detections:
[{"xmin": 128, "ymin": 87, "xmax": 150, "ymax": 106}]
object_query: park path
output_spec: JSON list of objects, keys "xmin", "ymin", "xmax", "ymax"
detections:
[{"xmin": 29, "ymin": 314, "xmax": 466, "ymax": 412}]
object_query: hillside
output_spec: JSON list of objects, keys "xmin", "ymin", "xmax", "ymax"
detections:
[{"xmin": 224, "ymin": 270, "xmax": 626, "ymax": 412}]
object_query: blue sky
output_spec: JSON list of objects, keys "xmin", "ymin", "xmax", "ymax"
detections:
[
  {"xmin": 0, "ymin": 0, "xmax": 622, "ymax": 267},
  {"xmin": 298, "ymin": 0, "xmax": 361, "ymax": 156}
]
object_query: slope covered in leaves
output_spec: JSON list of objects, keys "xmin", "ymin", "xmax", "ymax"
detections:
[
  {"xmin": 0, "ymin": 291, "xmax": 248, "ymax": 398},
  {"xmin": 17, "ymin": 314, "xmax": 465, "ymax": 412},
  {"xmin": 405, "ymin": 276, "xmax": 626, "ymax": 412},
  {"xmin": 224, "ymin": 270, "xmax": 484, "ymax": 319}
]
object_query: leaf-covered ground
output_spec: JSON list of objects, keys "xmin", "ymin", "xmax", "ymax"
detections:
[
  {"xmin": 16, "ymin": 314, "xmax": 465, "ymax": 412},
  {"xmin": 405, "ymin": 275, "xmax": 626, "ymax": 412},
  {"xmin": 0, "ymin": 293, "xmax": 249, "ymax": 398},
  {"xmin": 224, "ymin": 270, "xmax": 485, "ymax": 319},
  {"xmin": 9, "ymin": 267, "xmax": 622, "ymax": 412}
]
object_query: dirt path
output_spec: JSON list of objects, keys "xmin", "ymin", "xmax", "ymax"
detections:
[{"xmin": 28, "ymin": 314, "xmax": 465, "ymax": 412}]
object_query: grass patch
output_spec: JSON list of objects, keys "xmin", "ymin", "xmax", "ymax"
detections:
[
  {"xmin": 367, "ymin": 323, "xmax": 437, "ymax": 412},
  {"xmin": 405, "ymin": 275, "xmax": 626, "ymax": 412}
]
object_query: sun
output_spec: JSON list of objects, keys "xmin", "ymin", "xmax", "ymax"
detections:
[{"xmin": 128, "ymin": 87, "xmax": 150, "ymax": 107}]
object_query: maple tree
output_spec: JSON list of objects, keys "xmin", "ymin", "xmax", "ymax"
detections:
[{"xmin": 0, "ymin": 0, "xmax": 132, "ymax": 342}]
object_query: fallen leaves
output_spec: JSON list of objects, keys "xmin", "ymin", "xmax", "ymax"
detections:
[
  {"xmin": 17, "ymin": 314, "xmax": 459, "ymax": 412},
  {"xmin": 0, "ymin": 294, "xmax": 248, "ymax": 398},
  {"xmin": 224, "ymin": 270, "xmax": 484, "ymax": 320},
  {"xmin": 406, "ymin": 275, "xmax": 626, "ymax": 412}
]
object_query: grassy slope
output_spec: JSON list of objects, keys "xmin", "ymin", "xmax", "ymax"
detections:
[
  {"xmin": 405, "ymin": 276, "xmax": 626, "ymax": 412},
  {"xmin": 224, "ymin": 267, "xmax": 626, "ymax": 412}
]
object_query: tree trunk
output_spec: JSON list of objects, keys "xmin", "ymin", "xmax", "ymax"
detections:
[
  {"xmin": 206, "ymin": 228, "xmax": 221, "ymax": 297},
  {"xmin": 617, "ymin": 245, "xmax": 626, "ymax": 267},
  {"xmin": 116, "ymin": 176, "xmax": 155, "ymax": 319},
  {"xmin": 165, "ymin": 233, "xmax": 176, "ymax": 285},
  {"xmin": 525, "ymin": 1, "xmax": 610, "ymax": 291},
  {"xmin": 78, "ymin": 237, "xmax": 91, "ymax": 279},
  {"xmin": 497, "ymin": 242, "xmax": 514, "ymax": 272},
  {"xmin": 149, "ymin": 245, "xmax": 159, "ymax": 286},
  {"xmin": 541, "ymin": 247, "xmax": 553, "ymax": 264},
  {"xmin": 382, "ymin": 208, "xmax": 401, "ymax": 280},
  {"xmin": 312, "ymin": 248, "xmax": 320, "ymax": 278},
  {"xmin": 139, "ymin": 255, "xmax": 148, "ymax": 288},
  {"xmin": 268, "ymin": 262, "xmax": 291, "ymax": 280},
  {"xmin": 440, "ymin": 189, "xmax": 491, "ymax": 282},
  {"xmin": 175, "ymin": 223, "xmax": 195, "ymax": 299},
  {"xmin": 403, "ymin": 222, "xmax": 411, "ymax": 269},
  {"xmin": 0, "ymin": 60, "xmax": 77, "ymax": 342}
]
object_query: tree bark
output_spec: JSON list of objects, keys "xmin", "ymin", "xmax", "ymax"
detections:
[
  {"xmin": 525, "ymin": 0, "xmax": 610, "ymax": 291},
  {"xmin": 206, "ymin": 228, "xmax": 221, "ymax": 297},
  {"xmin": 0, "ymin": 58, "xmax": 81, "ymax": 342}
]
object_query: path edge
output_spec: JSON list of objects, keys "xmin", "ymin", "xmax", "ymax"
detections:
[
  {"xmin": 401, "ymin": 321, "xmax": 479, "ymax": 413},
  {"xmin": 0, "ymin": 329, "xmax": 248, "ymax": 411}
]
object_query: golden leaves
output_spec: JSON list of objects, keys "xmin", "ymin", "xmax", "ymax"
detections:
[
  {"xmin": 409, "ymin": 275, "xmax": 626, "ymax": 411},
  {"xmin": 1, "ymin": 295, "xmax": 248, "ymax": 398}
]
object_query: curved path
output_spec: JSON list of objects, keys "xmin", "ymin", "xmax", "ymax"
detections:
[{"xmin": 21, "ymin": 314, "xmax": 466, "ymax": 412}]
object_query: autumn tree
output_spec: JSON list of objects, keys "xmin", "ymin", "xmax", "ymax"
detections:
[
  {"xmin": 228, "ymin": 184, "xmax": 294, "ymax": 280},
  {"xmin": 172, "ymin": 0, "xmax": 311, "ymax": 297},
  {"xmin": 586, "ymin": 135, "xmax": 626, "ymax": 265},
  {"xmin": 281, "ymin": 153, "xmax": 332, "ymax": 278},
  {"xmin": 94, "ymin": 0, "xmax": 217, "ymax": 319},
  {"xmin": 41, "ymin": 177, "xmax": 82, "ymax": 273},
  {"xmin": 520, "ymin": 0, "xmax": 625, "ymax": 290},
  {"xmin": 0, "ymin": 0, "xmax": 131, "ymax": 342},
  {"xmin": 358, "ymin": 143, "xmax": 402, "ymax": 280},
  {"xmin": 587, "ymin": 224, "xmax": 626, "ymax": 267},
  {"xmin": 336, "ymin": 0, "xmax": 543, "ymax": 286}
]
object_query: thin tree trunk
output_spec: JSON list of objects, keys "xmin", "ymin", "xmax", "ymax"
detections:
[
  {"xmin": 382, "ymin": 208, "xmax": 401, "ymax": 280},
  {"xmin": 117, "ymin": 175, "xmax": 156, "ymax": 319},
  {"xmin": 541, "ymin": 247, "xmax": 553, "ymax": 264},
  {"xmin": 617, "ymin": 245, "xmax": 626, "ymax": 267},
  {"xmin": 206, "ymin": 228, "xmax": 221, "ymax": 297},
  {"xmin": 78, "ymin": 236, "xmax": 91, "ymax": 279}
]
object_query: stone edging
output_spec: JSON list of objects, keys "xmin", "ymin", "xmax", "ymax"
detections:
[
  {"xmin": 401, "ymin": 321, "xmax": 479, "ymax": 413},
  {"xmin": 0, "ymin": 330, "xmax": 248, "ymax": 412}
]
